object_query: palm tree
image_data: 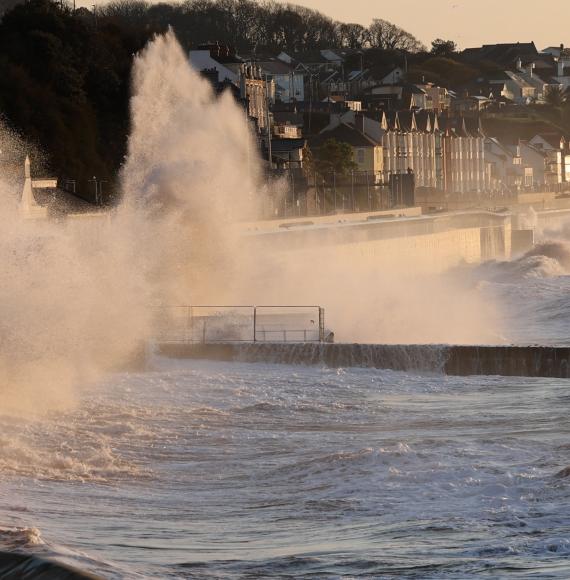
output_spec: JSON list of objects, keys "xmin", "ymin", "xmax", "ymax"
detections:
[{"xmin": 545, "ymin": 85, "xmax": 566, "ymax": 108}]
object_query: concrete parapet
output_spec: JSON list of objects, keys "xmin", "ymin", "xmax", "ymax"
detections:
[{"xmin": 157, "ymin": 342, "xmax": 570, "ymax": 379}]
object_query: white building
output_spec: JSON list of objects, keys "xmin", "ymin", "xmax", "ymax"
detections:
[
  {"xmin": 189, "ymin": 49, "xmax": 239, "ymax": 84},
  {"xmin": 322, "ymin": 110, "xmax": 487, "ymax": 194},
  {"xmin": 255, "ymin": 60, "xmax": 304, "ymax": 103},
  {"xmin": 529, "ymin": 133, "xmax": 566, "ymax": 184}
]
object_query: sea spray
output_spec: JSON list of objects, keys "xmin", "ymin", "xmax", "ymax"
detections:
[
  {"xmin": 0, "ymin": 131, "xmax": 149, "ymax": 416},
  {"xmin": 121, "ymin": 29, "xmax": 262, "ymax": 306},
  {"xmin": 118, "ymin": 31, "xmax": 505, "ymax": 346},
  {"xmin": 0, "ymin": 30, "xmax": 264, "ymax": 416}
]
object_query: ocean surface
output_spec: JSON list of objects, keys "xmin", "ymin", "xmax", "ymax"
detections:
[{"xmin": 1, "ymin": 266, "xmax": 570, "ymax": 578}]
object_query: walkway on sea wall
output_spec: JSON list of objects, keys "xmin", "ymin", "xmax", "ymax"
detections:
[
  {"xmin": 157, "ymin": 342, "xmax": 570, "ymax": 379},
  {"xmin": 242, "ymin": 209, "xmax": 513, "ymax": 269}
]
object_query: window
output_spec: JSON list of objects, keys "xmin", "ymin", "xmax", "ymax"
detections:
[{"xmin": 357, "ymin": 149, "xmax": 365, "ymax": 163}]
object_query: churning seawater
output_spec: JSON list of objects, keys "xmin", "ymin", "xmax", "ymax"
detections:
[
  {"xmin": 2, "ymin": 254, "xmax": 570, "ymax": 578},
  {"xmin": 1, "ymin": 336, "xmax": 570, "ymax": 578}
]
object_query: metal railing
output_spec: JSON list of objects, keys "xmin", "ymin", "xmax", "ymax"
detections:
[{"xmin": 155, "ymin": 305, "xmax": 326, "ymax": 344}]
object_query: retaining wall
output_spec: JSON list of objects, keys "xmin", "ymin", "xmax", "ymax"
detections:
[{"xmin": 157, "ymin": 342, "xmax": 570, "ymax": 379}]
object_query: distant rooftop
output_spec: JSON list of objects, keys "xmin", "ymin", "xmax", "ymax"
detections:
[
  {"xmin": 462, "ymin": 42, "xmax": 539, "ymax": 66},
  {"xmin": 311, "ymin": 123, "xmax": 378, "ymax": 148}
]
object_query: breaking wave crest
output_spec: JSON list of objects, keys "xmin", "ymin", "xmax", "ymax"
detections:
[
  {"xmin": 474, "ymin": 242, "xmax": 570, "ymax": 283},
  {"xmin": 0, "ymin": 526, "xmax": 43, "ymax": 551}
]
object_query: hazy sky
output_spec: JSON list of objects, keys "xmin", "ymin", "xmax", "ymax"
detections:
[{"xmin": 82, "ymin": 0, "xmax": 569, "ymax": 51}]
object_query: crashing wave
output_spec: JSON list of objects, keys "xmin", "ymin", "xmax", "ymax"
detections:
[{"xmin": 472, "ymin": 242, "xmax": 570, "ymax": 283}]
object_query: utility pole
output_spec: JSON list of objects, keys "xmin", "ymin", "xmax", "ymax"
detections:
[
  {"xmin": 245, "ymin": 108, "xmax": 251, "ymax": 183},
  {"xmin": 308, "ymin": 72, "xmax": 313, "ymax": 133},
  {"xmin": 366, "ymin": 170, "xmax": 371, "ymax": 211},
  {"xmin": 264, "ymin": 74, "xmax": 272, "ymax": 171},
  {"xmin": 333, "ymin": 170, "xmax": 337, "ymax": 212},
  {"xmin": 351, "ymin": 170, "xmax": 355, "ymax": 212}
]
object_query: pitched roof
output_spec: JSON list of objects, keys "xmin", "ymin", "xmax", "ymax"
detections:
[
  {"xmin": 439, "ymin": 116, "xmax": 484, "ymax": 138},
  {"xmin": 290, "ymin": 50, "xmax": 336, "ymax": 65},
  {"xmin": 365, "ymin": 64, "xmax": 403, "ymax": 82},
  {"xmin": 256, "ymin": 60, "xmax": 295, "ymax": 75},
  {"xmin": 414, "ymin": 110, "xmax": 437, "ymax": 132},
  {"xmin": 532, "ymin": 132, "xmax": 565, "ymax": 148},
  {"xmin": 269, "ymin": 138, "xmax": 307, "ymax": 153},
  {"xmin": 312, "ymin": 123, "xmax": 379, "ymax": 148},
  {"xmin": 462, "ymin": 42, "xmax": 538, "ymax": 66},
  {"xmin": 273, "ymin": 111, "xmax": 304, "ymax": 126},
  {"xmin": 396, "ymin": 111, "xmax": 417, "ymax": 132}
]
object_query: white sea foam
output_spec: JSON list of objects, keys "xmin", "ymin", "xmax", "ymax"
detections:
[{"xmin": 0, "ymin": 361, "xmax": 568, "ymax": 577}]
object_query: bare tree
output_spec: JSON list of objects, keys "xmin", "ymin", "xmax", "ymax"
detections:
[
  {"xmin": 338, "ymin": 22, "xmax": 368, "ymax": 49},
  {"xmin": 368, "ymin": 18, "xmax": 425, "ymax": 53},
  {"xmin": 96, "ymin": 0, "xmax": 150, "ymax": 25}
]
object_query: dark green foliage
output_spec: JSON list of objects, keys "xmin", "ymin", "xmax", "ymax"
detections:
[
  {"xmin": 430, "ymin": 38, "xmax": 457, "ymax": 58},
  {"xmin": 310, "ymin": 139, "xmax": 357, "ymax": 175},
  {"xmin": 545, "ymin": 85, "xmax": 566, "ymax": 108},
  {"xmin": 0, "ymin": 0, "xmax": 156, "ymax": 201}
]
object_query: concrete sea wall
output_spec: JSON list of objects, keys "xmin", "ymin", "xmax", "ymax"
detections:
[
  {"xmin": 243, "ymin": 211, "xmax": 512, "ymax": 271},
  {"xmin": 157, "ymin": 342, "xmax": 570, "ymax": 379}
]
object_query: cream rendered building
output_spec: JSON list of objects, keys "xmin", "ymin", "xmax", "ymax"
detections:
[{"xmin": 324, "ymin": 110, "xmax": 487, "ymax": 195}]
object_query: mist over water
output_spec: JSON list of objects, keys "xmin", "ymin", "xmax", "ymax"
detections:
[
  {"xmin": 0, "ymin": 31, "xmax": 260, "ymax": 416},
  {"xmin": 0, "ymin": 135, "xmax": 147, "ymax": 416}
]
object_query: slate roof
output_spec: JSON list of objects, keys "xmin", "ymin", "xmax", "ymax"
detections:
[
  {"xmin": 269, "ymin": 138, "xmax": 307, "ymax": 153},
  {"xmin": 532, "ymin": 133, "xmax": 566, "ymax": 148},
  {"xmin": 273, "ymin": 111, "xmax": 304, "ymax": 126},
  {"xmin": 462, "ymin": 42, "xmax": 538, "ymax": 66},
  {"xmin": 461, "ymin": 80, "xmax": 507, "ymax": 98},
  {"xmin": 256, "ymin": 60, "xmax": 296, "ymax": 75},
  {"xmin": 291, "ymin": 50, "xmax": 337, "ymax": 65},
  {"xmin": 414, "ymin": 110, "xmax": 438, "ymax": 132},
  {"xmin": 365, "ymin": 64, "xmax": 403, "ymax": 82},
  {"xmin": 395, "ymin": 111, "xmax": 417, "ymax": 132},
  {"xmin": 439, "ymin": 116, "xmax": 485, "ymax": 137},
  {"xmin": 311, "ymin": 123, "xmax": 379, "ymax": 148}
]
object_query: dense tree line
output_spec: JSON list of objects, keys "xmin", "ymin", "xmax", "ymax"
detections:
[
  {"xmin": 95, "ymin": 0, "xmax": 426, "ymax": 54},
  {"xmin": 0, "ymin": 0, "xmax": 156, "ymax": 201}
]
